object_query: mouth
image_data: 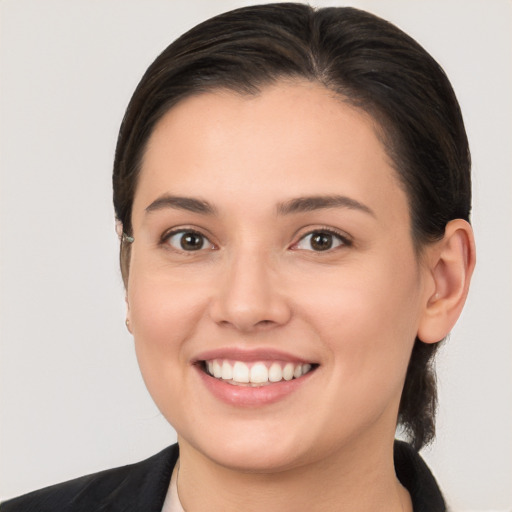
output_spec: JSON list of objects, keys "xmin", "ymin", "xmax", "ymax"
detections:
[{"xmin": 199, "ymin": 359, "xmax": 318, "ymax": 387}]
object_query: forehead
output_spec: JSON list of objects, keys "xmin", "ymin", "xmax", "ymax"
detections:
[
  {"xmin": 135, "ymin": 81, "xmax": 407, "ymax": 224},
  {"xmin": 145, "ymin": 82, "xmax": 384, "ymax": 160}
]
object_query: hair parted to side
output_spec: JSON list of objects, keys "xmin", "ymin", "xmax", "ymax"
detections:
[{"xmin": 113, "ymin": 3, "xmax": 471, "ymax": 451}]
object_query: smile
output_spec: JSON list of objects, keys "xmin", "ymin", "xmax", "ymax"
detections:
[{"xmin": 203, "ymin": 359, "xmax": 314, "ymax": 386}]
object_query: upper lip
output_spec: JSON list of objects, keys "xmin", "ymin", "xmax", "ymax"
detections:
[{"xmin": 192, "ymin": 347, "xmax": 317, "ymax": 364}]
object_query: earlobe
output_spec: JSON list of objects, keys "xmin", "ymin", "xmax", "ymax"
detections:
[{"xmin": 417, "ymin": 219, "xmax": 476, "ymax": 344}]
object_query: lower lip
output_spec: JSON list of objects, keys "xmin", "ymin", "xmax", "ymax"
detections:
[{"xmin": 195, "ymin": 365, "xmax": 315, "ymax": 407}]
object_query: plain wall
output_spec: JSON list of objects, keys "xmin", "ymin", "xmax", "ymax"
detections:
[{"xmin": 1, "ymin": 1, "xmax": 511, "ymax": 510}]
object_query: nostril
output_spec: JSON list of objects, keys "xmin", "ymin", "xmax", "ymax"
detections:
[{"xmin": 208, "ymin": 284, "xmax": 292, "ymax": 331}]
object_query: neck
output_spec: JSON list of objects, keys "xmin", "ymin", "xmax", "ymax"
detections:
[{"xmin": 176, "ymin": 433, "xmax": 412, "ymax": 512}]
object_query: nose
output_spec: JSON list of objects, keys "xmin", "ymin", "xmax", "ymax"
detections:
[{"xmin": 209, "ymin": 249, "xmax": 292, "ymax": 332}]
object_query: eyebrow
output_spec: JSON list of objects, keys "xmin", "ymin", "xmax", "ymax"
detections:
[
  {"xmin": 145, "ymin": 195, "xmax": 217, "ymax": 215},
  {"xmin": 144, "ymin": 194, "xmax": 374, "ymax": 218},
  {"xmin": 277, "ymin": 195, "xmax": 375, "ymax": 217}
]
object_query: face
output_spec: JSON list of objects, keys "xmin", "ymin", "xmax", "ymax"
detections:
[{"xmin": 127, "ymin": 81, "xmax": 432, "ymax": 472}]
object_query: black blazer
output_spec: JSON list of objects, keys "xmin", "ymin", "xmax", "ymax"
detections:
[{"xmin": 1, "ymin": 441, "xmax": 445, "ymax": 511}]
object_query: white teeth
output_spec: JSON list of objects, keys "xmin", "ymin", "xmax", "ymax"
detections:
[
  {"xmin": 221, "ymin": 360, "xmax": 233, "ymax": 380},
  {"xmin": 213, "ymin": 360, "xmax": 222, "ymax": 378},
  {"xmin": 206, "ymin": 359, "xmax": 314, "ymax": 385},
  {"xmin": 250, "ymin": 362, "xmax": 269, "ymax": 383},
  {"xmin": 282, "ymin": 363, "xmax": 294, "ymax": 381},
  {"xmin": 268, "ymin": 362, "xmax": 283, "ymax": 382},
  {"xmin": 232, "ymin": 361, "xmax": 250, "ymax": 383}
]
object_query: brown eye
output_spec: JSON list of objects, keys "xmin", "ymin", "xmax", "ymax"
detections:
[
  {"xmin": 166, "ymin": 230, "xmax": 214, "ymax": 251},
  {"xmin": 294, "ymin": 230, "xmax": 347, "ymax": 252},
  {"xmin": 310, "ymin": 233, "xmax": 333, "ymax": 251}
]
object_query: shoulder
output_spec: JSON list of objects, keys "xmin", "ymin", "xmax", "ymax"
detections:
[
  {"xmin": 1, "ymin": 444, "xmax": 179, "ymax": 512},
  {"xmin": 394, "ymin": 440, "xmax": 446, "ymax": 512}
]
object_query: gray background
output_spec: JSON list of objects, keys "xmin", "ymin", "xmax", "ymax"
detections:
[{"xmin": 1, "ymin": 1, "xmax": 511, "ymax": 510}]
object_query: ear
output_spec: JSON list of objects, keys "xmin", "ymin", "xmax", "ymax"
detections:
[
  {"xmin": 125, "ymin": 295, "xmax": 133, "ymax": 334},
  {"xmin": 115, "ymin": 219, "xmax": 124, "ymax": 240},
  {"xmin": 417, "ymin": 219, "xmax": 476, "ymax": 344}
]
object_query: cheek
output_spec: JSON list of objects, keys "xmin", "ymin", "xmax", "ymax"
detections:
[
  {"xmin": 129, "ymin": 263, "xmax": 206, "ymax": 343},
  {"xmin": 127, "ymin": 268, "xmax": 208, "ymax": 404},
  {"xmin": 298, "ymin": 257, "xmax": 421, "ymax": 341},
  {"xmin": 295, "ymin": 255, "xmax": 422, "ymax": 391}
]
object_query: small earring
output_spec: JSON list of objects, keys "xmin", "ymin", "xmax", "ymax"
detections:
[
  {"xmin": 122, "ymin": 233, "xmax": 134, "ymax": 243},
  {"xmin": 125, "ymin": 318, "xmax": 131, "ymax": 331}
]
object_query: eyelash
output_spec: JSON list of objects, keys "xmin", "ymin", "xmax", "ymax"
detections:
[
  {"xmin": 161, "ymin": 228, "xmax": 216, "ymax": 253},
  {"xmin": 291, "ymin": 227, "xmax": 352, "ymax": 252},
  {"xmin": 160, "ymin": 226, "xmax": 352, "ymax": 253}
]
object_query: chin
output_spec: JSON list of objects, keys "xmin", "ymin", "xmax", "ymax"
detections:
[
  {"xmin": 178, "ymin": 420, "xmax": 317, "ymax": 474},
  {"xmin": 203, "ymin": 440, "xmax": 309, "ymax": 474}
]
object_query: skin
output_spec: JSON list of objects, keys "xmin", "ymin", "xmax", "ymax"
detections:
[{"xmin": 125, "ymin": 81, "xmax": 475, "ymax": 511}]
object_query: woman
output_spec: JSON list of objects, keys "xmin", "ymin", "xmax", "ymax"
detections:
[{"xmin": 2, "ymin": 3, "xmax": 475, "ymax": 511}]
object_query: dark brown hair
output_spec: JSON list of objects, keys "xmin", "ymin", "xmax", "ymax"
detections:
[{"xmin": 113, "ymin": 3, "xmax": 471, "ymax": 451}]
